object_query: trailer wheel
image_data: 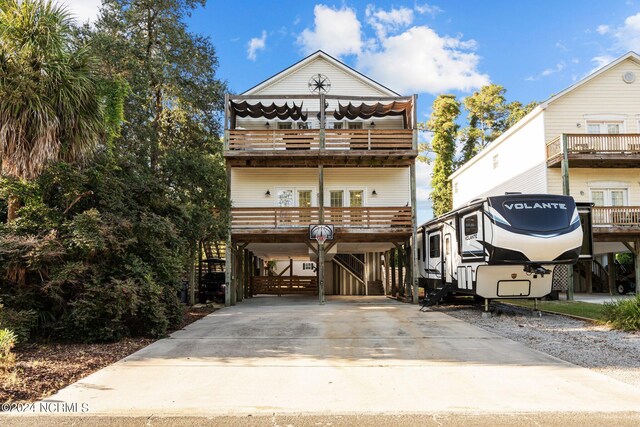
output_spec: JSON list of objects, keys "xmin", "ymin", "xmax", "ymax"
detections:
[{"xmin": 617, "ymin": 282, "xmax": 628, "ymax": 295}]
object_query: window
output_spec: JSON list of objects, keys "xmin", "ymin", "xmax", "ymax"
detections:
[
  {"xmin": 429, "ymin": 234, "xmax": 440, "ymax": 258},
  {"xmin": 278, "ymin": 122, "xmax": 292, "ymax": 130},
  {"xmin": 332, "ymin": 122, "xmax": 343, "ymax": 129},
  {"xmin": 330, "ymin": 190, "xmax": 344, "ymax": 207},
  {"xmin": 492, "ymin": 154, "xmax": 499, "ymax": 169},
  {"xmin": 590, "ymin": 188, "xmax": 627, "ymax": 206},
  {"xmin": 454, "ymin": 182, "xmax": 458, "ymax": 194},
  {"xmin": 348, "ymin": 122, "xmax": 363, "ymax": 129},
  {"xmin": 276, "ymin": 189, "xmax": 294, "ymax": 207},
  {"xmin": 464, "ymin": 215, "xmax": 478, "ymax": 235},
  {"xmin": 349, "ymin": 190, "xmax": 363, "ymax": 207},
  {"xmin": 297, "ymin": 122, "xmax": 309, "ymax": 130},
  {"xmin": 298, "ymin": 190, "xmax": 312, "ymax": 208},
  {"xmin": 586, "ymin": 121, "xmax": 623, "ymax": 134},
  {"xmin": 302, "ymin": 262, "xmax": 315, "ymax": 271}
]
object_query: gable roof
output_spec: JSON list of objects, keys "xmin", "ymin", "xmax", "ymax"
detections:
[
  {"xmin": 241, "ymin": 50, "xmax": 401, "ymax": 96},
  {"xmin": 540, "ymin": 51, "xmax": 640, "ymax": 108},
  {"xmin": 450, "ymin": 51, "xmax": 640, "ymax": 180}
]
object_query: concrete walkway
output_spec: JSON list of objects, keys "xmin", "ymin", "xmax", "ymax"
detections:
[
  {"xmin": 30, "ymin": 296, "xmax": 640, "ymax": 416},
  {"xmin": 573, "ymin": 292, "xmax": 637, "ymax": 304}
]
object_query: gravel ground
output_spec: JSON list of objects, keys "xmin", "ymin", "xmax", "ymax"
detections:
[{"xmin": 430, "ymin": 302, "xmax": 640, "ymax": 388}]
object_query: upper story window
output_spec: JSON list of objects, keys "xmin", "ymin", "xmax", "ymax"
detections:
[
  {"xmin": 278, "ymin": 122, "xmax": 293, "ymax": 130},
  {"xmin": 348, "ymin": 122, "xmax": 363, "ymax": 130},
  {"xmin": 332, "ymin": 122, "xmax": 343, "ymax": 129},
  {"xmin": 297, "ymin": 122, "xmax": 309, "ymax": 130},
  {"xmin": 586, "ymin": 121, "xmax": 623, "ymax": 134}
]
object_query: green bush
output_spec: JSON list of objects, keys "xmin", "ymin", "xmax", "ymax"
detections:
[
  {"xmin": 603, "ymin": 295, "xmax": 640, "ymax": 331},
  {"xmin": 0, "ymin": 328, "xmax": 17, "ymax": 368},
  {"xmin": 0, "ymin": 302, "xmax": 36, "ymax": 342}
]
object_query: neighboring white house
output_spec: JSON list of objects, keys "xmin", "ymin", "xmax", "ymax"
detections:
[
  {"xmin": 450, "ymin": 51, "xmax": 640, "ymax": 293},
  {"xmin": 222, "ymin": 51, "xmax": 419, "ymax": 304}
]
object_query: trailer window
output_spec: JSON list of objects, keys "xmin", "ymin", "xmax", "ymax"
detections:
[
  {"xmin": 464, "ymin": 216, "xmax": 478, "ymax": 235},
  {"xmin": 429, "ymin": 235, "xmax": 440, "ymax": 258}
]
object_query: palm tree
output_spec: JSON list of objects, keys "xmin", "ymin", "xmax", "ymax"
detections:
[{"xmin": 0, "ymin": 0, "xmax": 103, "ymax": 221}]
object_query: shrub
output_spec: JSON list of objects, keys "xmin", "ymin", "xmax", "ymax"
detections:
[
  {"xmin": 0, "ymin": 328, "xmax": 17, "ymax": 369},
  {"xmin": 0, "ymin": 303, "xmax": 36, "ymax": 342},
  {"xmin": 603, "ymin": 295, "xmax": 640, "ymax": 331}
]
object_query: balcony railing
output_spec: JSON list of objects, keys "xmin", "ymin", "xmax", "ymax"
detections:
[
  {"xmin": 227, "ymin": 129, "xmax": 413, "ymax": 151},
  {"xmin": 592, "ymin": 206, "xmax": 640, "ymax": 226},
  {"xmin": 546, "ymin": 134, "xmax": 640, "ymax": 159},
  {"xmin": 252, "ymin": 276, "xmax": 318, "ymax": 296},
  {"xmin": 231, "ymin": 206, "xmax": 412, "ymax": 229}
]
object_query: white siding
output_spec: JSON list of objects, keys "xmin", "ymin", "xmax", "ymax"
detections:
[
  {"xmin": 544, "ymin": 58, "xmax": 640, "ymax": 142},
  {"xmin": 452, "ymin": 112, "xmax": 547, "ymax": 208},
  {"xmin": 547, "ymin": 168, "xmax": 640, "ymax": 205},
  {"xmin": 231, "ymin": 168, "xmax": 411, "ymax": 207},
  {"xmin": 254, "ymin": 57, "xmax": 392, "ymax": 97}
]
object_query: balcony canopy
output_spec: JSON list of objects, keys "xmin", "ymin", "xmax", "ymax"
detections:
[
  {"xmin": 230, "ymin": 100, "xmax": 308, "ymax": 125},
  {"xmin": 333, "ymin": 101, "xmax": 412, "ymax": 127}
]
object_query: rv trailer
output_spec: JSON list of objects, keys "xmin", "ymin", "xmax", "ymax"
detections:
[{"xmin": 417, "ymin": 194, "xmax": 592, "ymax": 307}]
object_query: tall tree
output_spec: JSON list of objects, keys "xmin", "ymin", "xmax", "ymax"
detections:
[
  {"xmin": 427, "ymin": 95, "xmax": 460, "ymax": 217},
  {"xmin": 462, "ymin": 84, "xmax": 507, "ymax": 149},
  {"xmin": 0, "ymin": 0, "xmax": 103, "ymax": 221}
]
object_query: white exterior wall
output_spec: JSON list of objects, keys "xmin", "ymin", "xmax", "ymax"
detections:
[
  {"xmin": 272, "ymin": 260, "xmax": 316, "ymax": 276},
  {"xmin": 547, "ymin": 168, "xmax": 640, "ymax": 205},
  {"xmin": 231, "ymin": 168, "xmax": 411, "ymax": 207},
  {"xmin": 451, "ymin": 112, "xmax": 547, "ymax": 208},
  {"xmin": 543, "ymin": 58, "xmax": 640, "ymax": 142}
]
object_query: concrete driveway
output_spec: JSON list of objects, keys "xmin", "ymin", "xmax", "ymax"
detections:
[{"xmin": 36, "ymin": 296, "xmax": 640, "ymax": 416}]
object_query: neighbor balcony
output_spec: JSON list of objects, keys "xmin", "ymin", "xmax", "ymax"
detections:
[
  {"xmin": 591, "ymin": 206, "xmax": 640, "ymax": 240},
  {"xmin": 546, "ymin": 133, "xmax": 640, "ymax": 167}
]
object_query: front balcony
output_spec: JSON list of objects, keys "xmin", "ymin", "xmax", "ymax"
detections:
[
  {"xmin": 591, "ymin": 206, "xmax": 640, "ymax": 240},
  {"xmin": 224, "ymin": 94, "xmax": 418, "ymax": 167},
  {"xmin": 546, "ymin": 134, "xmax": 640, "ymax": 167},
  {"xmin": 231, "ymin": 206, "xmax": 412, "ymax": 242}
]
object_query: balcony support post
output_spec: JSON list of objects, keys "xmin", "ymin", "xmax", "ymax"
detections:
[
  {"xmin": 318, "ymin": 164, "xmax": 325, "ymax": 304},
  {"xmin": 319, "ymin": 93, "xmax": 326, "ymax": 149},
  {"xmin": 607, "ymin": 253, "xmax": 616, "ymax": 296},
  {"xmin": 561, "ymin": 133, "xmax": 574, "ymax": 300},
  {"xmin": 410, "ymin": 162, "xmax": 418, "ymax": 303}
]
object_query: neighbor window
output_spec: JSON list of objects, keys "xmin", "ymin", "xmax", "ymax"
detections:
[
  {"xmin": 297, "ymin": 122, "xmax": 309, "ymax": 130},
  {"xmin": 332, "ymin": 122, "xmax": 343, "ymax": 129},
  {"xmin": 278, "ymin": 122, "xmax": 293, "ymax": 130},
  {"xmin": 302, "ymin": 262, "xmax": 315, "ymax": 270},
  {"xmin": 348, "ymin": 122, "xmax": 363, "ymax": 129},
  {"xmin": 586, "ymin": 121, "xmax": 623, "ymax": 134}
]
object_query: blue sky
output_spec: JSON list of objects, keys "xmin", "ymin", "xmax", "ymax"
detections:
[{"xmin": 67, "ymin": 0, "xmax": 640, "ymax": 223}]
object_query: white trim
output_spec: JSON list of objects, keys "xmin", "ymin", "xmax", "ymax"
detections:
[
  {"xmin": 586, "ymin": 180, "xmax": 630, "ymax": 187},
  {"xmin": 583, "ymin": 114, "xmax": 628, "ymax": 120}
]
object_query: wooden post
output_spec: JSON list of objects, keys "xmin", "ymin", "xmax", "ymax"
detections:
[
  {"xmin": 607, "ymin": 252, "xmax": 616, "ymax": 296},
  {"xmin": 561, "ymin": 133, "xmax": 574, "ymax": 300},
  {"xmin": 410, "ymin": 162, "xmax": 418, "ymax": 303},
  {"xmin": 289, "ymin": 258, "xmax": 293, "ymax": 277},
  {"xmin": 364, "ymin": 253, "xmax": 369, "ymax": 296},
  {"xmin": 319, "ymin": 93, "xmax": 326, "ymax": 149},
  {"xmin": 318, "ymin": 164, "xmax": 325, "ymax": 304},
  {"xmin": 384, "ymin": 251, "xmax": 390, "ymax": 295},
  {"xmin": 585, "ymin": 260, "xmax": 593, "ymax": 294},
  {"xmin": 398, "ymin": 247, "xmax": 404, "ymax": 297},
  {"xmin": 244, "ymin": 249, "xmax": 251, "ymax": 299},
  {"xmin": 391, "ymin": 248, "xmax": 397, "ymax": 296}
]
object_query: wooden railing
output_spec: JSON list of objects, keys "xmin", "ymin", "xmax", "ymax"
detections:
[
  {"xmin": 227, "ymin": 129, "xmax": 413, "ymax": 151},
  {"xmin": 252, "ymin": 276, "xmax": 318, "ymax": 295},
  {"xmin": 231, "ymin": 207, "xmax": 412, "ymax": 229},
  {"xmin": 546, "ymin": 134, "xmax": 640, "ymax": 159},
  {"xmin": 592, "ymin": 206, "xmax": 640, "ymax": 226}
]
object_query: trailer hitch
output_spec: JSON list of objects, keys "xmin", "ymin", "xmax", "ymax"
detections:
[{"xmin": 523, "ymin": 264, "xmax": 551, "ymax": 277}]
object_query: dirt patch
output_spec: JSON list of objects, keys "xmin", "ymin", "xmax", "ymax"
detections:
[{"xmin": 0, "ymin": 304, "xmax": 216, "ymax": 403}]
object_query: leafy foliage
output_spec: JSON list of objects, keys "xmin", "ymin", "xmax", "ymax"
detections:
[
  {"xmin": 426, "ymin": 95, "xmax": 460, "ymax": 217},
  {"xmin": 0, "ymin": 0, "xmax": 228, "ymax": 342},
  {"xmin": 603, "ymin": 295, "xmax": 640, "ymax": 331}
]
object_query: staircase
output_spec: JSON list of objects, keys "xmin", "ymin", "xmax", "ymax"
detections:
[
  {"xmin": 334, "ymin": 254, "xmax": 364, "ymax": 280},
  {"xmin": 576, "ymin": 260, "xmax": 608, "ymax": 293}
]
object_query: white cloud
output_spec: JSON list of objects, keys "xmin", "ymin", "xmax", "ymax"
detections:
[
  {"xmin": 415, "ymin": 3, "xmax": 443, "ymax": 16},
  {"xmin": 357, "ymin": 26, "xmax": 489, "ymax": 94},
  {"xmin": 596, "ymin": 24, "xmax": 610, "ymax": 35},
  {"xmin": 61, "ymin": 0, "xmax": 101, "ymax": 24},
  {"xmin": 589, "ymin": 55, "xmax": 615, "ymax": 74},
  {"xmin": 611, "ymin": 13, "xmax": 640, "ymax": 51},
  {"xmin": 365, "ymin": 5, "xmax": 414, "ymax": 40},
  {"xmin": 525, "ymin": 62, "xmax": 566, "ymax": 81},
  {"xmin": 247, "ymin": 31, "xmax": 267, "ymax": 61},
  {"xmin": 297, "ymin": 5, "xmax": 363, "ymax": 57}
]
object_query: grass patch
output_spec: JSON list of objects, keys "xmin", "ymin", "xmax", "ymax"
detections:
[
  {"xmin": 498, "ymin": 299, "xmax": 606, "ymax": 321},
  {"xmin": 602, "ymin": 294, "xmax": 640, "ymax": 331}
]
